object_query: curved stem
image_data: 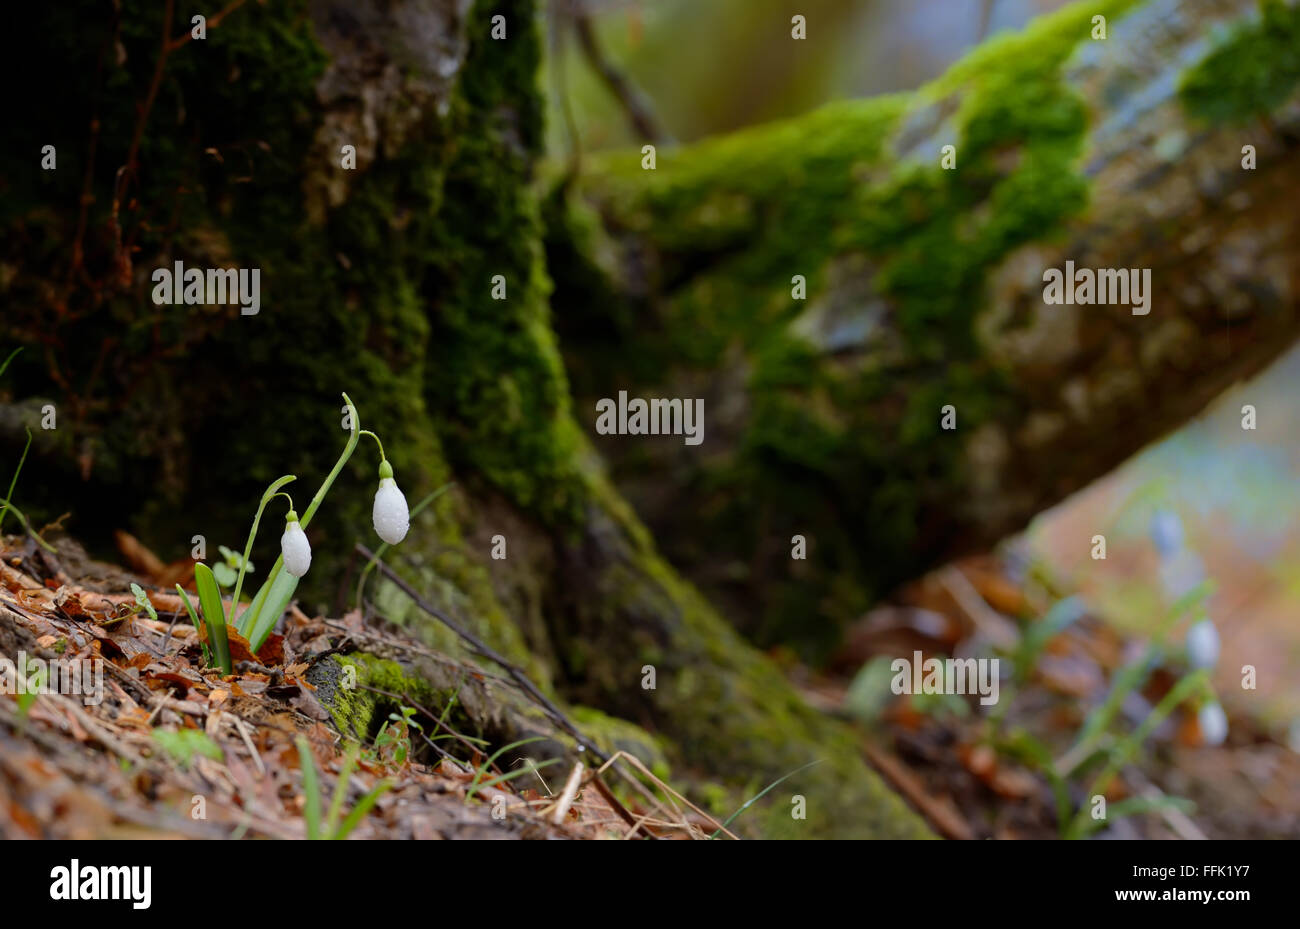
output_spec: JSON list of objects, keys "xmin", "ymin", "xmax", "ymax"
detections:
[
  {"xmin": 359, "ymin": 429, "xmax": 386, "ymax": 462},
  {"xmin": 229, "ymin": 474, "xmax": 297, "ymax": 625}
]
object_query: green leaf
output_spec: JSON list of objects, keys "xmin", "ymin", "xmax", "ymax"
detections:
[
  {"xmin": 212, "ymin": 562, "xmax": 237, "ymax": 587},
  {"xmin": 175, "ymin": 584, "xmax": 210, "ymax": 668},
  {"xmin": 246, "ymin": 569, "xmax": 299, "ymax": 653},
  {"xmin": 194, "ymin": 563, "xmax": 232, "ymax": 675}
]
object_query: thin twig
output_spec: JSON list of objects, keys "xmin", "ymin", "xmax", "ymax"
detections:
[{"xmin": 355, "ymin": 545, "xmax": 610, "ymax": 766}]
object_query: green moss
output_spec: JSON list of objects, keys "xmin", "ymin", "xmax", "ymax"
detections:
[
  {"xmin": 578, "ymin": 523, "xmax": 934, "ymax": 838},
  {"xmin": 421, "ymin": 0, "xmax": 589, "ymax": 530},
  {"xmin": 309, "ymin": 653, "xmax": 458, "ymax": 742},
  {"xmin": 1180, "ymin": 0, "xmax": 1300, "ymax": 124},
  {"xmin": 558, "ymin": 0, "xmax": 1143, "ymax": 656}
]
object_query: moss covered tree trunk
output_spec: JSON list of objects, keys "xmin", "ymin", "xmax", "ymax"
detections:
[
  {"xmin": 1, "ymin": 0, "xmax": 930, "ymax": 837},
  {"xmin": 550, "ymin": 0, "xmax": 1300, "ymax": 658}
]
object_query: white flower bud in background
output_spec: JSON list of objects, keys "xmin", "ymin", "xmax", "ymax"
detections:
[
  {"xmin": 281, "ymin": 511, "xmax": 312, "ymax": 578},
  {"xmin": 1198, "ymin": 701, "xmax": 1228, "ymax": 747},
  {"xmin": 372, "ymin": 460, "xmax": 409, "ymax": 545},
  {"xmin": 1185, "ymin": 618, "xmax": 1220, "ymax": 670},
  {"xmin": 1149, "ymin": 509, "xmax": 1184, "ymax": 558}
]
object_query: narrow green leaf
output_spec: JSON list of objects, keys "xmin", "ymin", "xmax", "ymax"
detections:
[
  {"xmin": 466, "ymin": 736, "xmax": 548, "ymax": 800},
  {"xmin": 247, "ymin": 569, "xmax": 299, "ymax": 653},
  {"xmin": 326, "ymin": 745, "xmax": 360, "ymax": 837},
  {"xmin": 710, "ymin": 759, "xmax": 822, "ymax": 838},
  {"xmin": 296, "ymin": 736, "xmax": 323, "ymax": 840},
  {"xmin": 0, "ymin": 346, "xmax": 22, "ymax": 379},
  {"xmin": 194, "ymin": 563, "xmax": 232, "ymax": 675},
  {"xmin": 467, "ymin": 759, "xmax": 563, "ymax": 799},
  {"xmin": 175, "ymin": 584, "xmax": 211, "ymax": 668},
  {"xmin": 332, "ymin": 780, "xmax": 391, "ymax": 840},
  {"xmin": 1, "ymin": 427, "xmax": 32, "ymax": 533}
]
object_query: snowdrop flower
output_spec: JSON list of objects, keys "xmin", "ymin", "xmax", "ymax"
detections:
[
  {"xmin": 1198, "ymin": 701, "xmax": 1228, "ymax": 747},
  {"xmin": 1149, "ymin": 509, "xmax": 1184, "ymax": 558},
  {"xmin": 280, "ymin": 510, "xmax": 312, "ymax": 578},
  {"xmin": 1185, "ymin": 618, "xmax": 1220, "ymax": 670},
  {"xmin": 372, "ymin": 460, "xmax": 409, "ymax": 545}
]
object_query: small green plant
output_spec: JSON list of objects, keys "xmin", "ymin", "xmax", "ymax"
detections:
[
  {"xmin": 295, "ymin": 737, "xmax": 391, "ymax": 840},
  {"xmin": 371, "ymin": 706, "xmax": 422, "ymax": 766},
  {"xmin": 130, "ymin": 583, "xmax": 158, "ymax": 622},
  {"xmin": 152, "ymin": 729, "xmax": 224, "ymax": 768},
  {"xmin": 212, "ymin": 546, "xmax": 253, "ymax": 588}
]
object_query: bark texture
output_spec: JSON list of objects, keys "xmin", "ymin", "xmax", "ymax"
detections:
[
  {"xmin": 550, "ymin": 0, "xmax": 1300, "ymax": 657},
  {"xmin": 1, "ymin": 0, "xmax": 932, "ymax": 837}
]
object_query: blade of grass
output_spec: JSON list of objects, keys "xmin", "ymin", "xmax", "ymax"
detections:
[
  {"xmin": 296, "ymin": 736, "xmax": 323, "ymax": 840},
  {"xmin": 469, "ymin": 759, "xmax": 563, "ymax": 799},
  {"xmin": 709, "ymin": 759, "xmax": 822, "ymax": 838},
  {"xmin": 332, "ymin": 780, "xmax": 391, "ymax": 840},
  {"xmin": 326, "ymin": 744, "xmax": 360, "ymax": 837},
  {"xmin": 0, "ymin": 347, "xmax": 21, "ymax": 378},
  {"xmin": 0, "ymin": 497, "xmax": 55, "ymax": 552},
  {"xmin": 1, "ymin": 427, "xmax": 32, "ymax": 532},
  {"xmin": 466, "ymin": 736, "xmax": 548, "ymax": 800},
  {"xmin": 1072, "ymin": 794, "xmax": 1195, "ymax": 839},
  {"xmin": 1068, "ymin": 579, "xmax": 1214, "ymax": 762}
]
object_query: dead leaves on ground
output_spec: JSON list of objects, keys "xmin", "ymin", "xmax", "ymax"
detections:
[{"xmin": 0, "ymin": 534, "xmax": 710, "ymax": 840}]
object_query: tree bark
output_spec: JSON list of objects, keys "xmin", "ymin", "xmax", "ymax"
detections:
[
  {"xmin": 550, "ymin": 0, "xmax": 1300, "ymax": 657},
  {"xmin": 1, "ymin": 0, "xmax": 930, "ymax": 837}
]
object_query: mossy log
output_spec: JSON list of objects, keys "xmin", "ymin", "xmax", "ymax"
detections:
[
  {"xmin": 1, "ymin": 0, "xmax": 930, "ymax": 836},
  {"xmin": 550, "ymin": 0, "xmax": 1300, "ymax": 658}
]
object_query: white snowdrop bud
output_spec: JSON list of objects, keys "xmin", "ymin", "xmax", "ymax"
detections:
[
  {"xmin": 281, "ymin": 511, "xmax": 312, "ymax": 578},
  {"xmin": 1185, "ymin": 618, "xmax": 1220, "ymax": 670},
  {"xmin": 1149, "ymin": 509, "xmax": 1184, "ymax": 558},
  {"xmin": 1198, "ymin": 701, "xmax": 1228, "ymax": 747},
  {"xmin": 372, "ymin": 460, "xmax": 409, "ymax": 545}
]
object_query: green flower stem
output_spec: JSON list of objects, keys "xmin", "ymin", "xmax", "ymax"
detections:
[
  {"xmin": 359, "ymin": 430, "xmax": 386, "ymax": 463},
  {"xmin": 228, "ymin": 475, "xmax": 297, "ymax": 627}
]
